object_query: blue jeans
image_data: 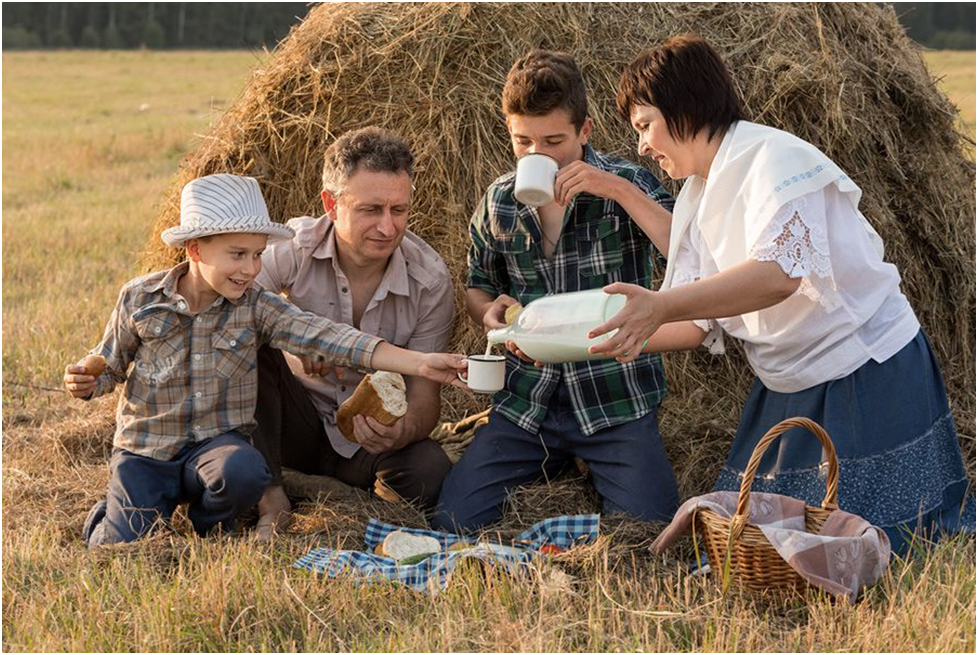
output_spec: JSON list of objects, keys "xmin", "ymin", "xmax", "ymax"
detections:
[
  {"xmin": 85, "ymin": 432, "xmax": 271, "ymax": 547},
  {"xmin": 431, "ymin": 379, "xmax": 679, "ymax": 532}
]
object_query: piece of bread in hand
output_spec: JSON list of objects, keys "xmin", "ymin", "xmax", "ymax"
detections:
[
  {"xmin": 504, "ymin": 303, "xmax": 523, "ymax": 326},
  {"xmin": 377, "ymin": 530, "xmax": 441, "ymax": 561},
  {"xmin": 336, "ymin": 371, "xmax": 407, "ymax": 442},
  {"xmin": 83, "ymin": 354, "xmax": 107, "ymax": 377}
]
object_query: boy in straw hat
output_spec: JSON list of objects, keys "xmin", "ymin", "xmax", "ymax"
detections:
[{"xmin": 63, "ymin": 174, "xmax": 465, "ymax": 547}]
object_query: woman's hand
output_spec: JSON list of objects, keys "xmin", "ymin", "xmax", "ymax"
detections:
[{"xmin": 587, "ymin": 283, "xmax": 664, "ymax": 363}]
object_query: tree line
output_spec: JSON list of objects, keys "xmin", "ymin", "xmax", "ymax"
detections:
[
  {"xmin": 2, "ymin": 3, "xmax": 976, "ymax": 51},
  {"xmin": 2, "ymin": 3, "xmax": 308, "ymax": 49},
  {"xmin": 895, "ymin": 2, "xmax": 976, "ymax": 50}
]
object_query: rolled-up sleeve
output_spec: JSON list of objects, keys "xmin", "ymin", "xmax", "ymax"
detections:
[{"xmin": 629, "ymin": 167, "xmax": 675, "ymax": 213}]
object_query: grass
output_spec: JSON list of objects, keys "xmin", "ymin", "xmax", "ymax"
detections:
[
  {"xmin": 2, "ymin": 49, "xmax": 976, "ymax": 652},
  {"xmin": 923, "ymin": 50, "xmax": 977, "ymax": 145},
  {"xmin": 2, "ymin": 50, "xmax": 265, "ymax": 408}
]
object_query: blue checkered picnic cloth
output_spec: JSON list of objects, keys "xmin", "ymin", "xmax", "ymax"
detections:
[{"xmin": 293, "ymin": 514, "xmax": 600, "ymax": 593}]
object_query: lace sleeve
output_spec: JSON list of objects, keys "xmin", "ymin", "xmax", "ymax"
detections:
[
  {"xmin": 750, "ymin": 191, "xmax": 839, "ymax": 310},
  {"xmin": 750, "ymin": 193, "xmax": 832, "ymax": 279}
]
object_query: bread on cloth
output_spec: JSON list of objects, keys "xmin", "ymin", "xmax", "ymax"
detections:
[
  {"xmin": 336, "ymin": 371, "xmax": 407, "ymax": 441},
  {"xmin": 375, "ymin": 530, "xmax": 441, "ymax": 561}
]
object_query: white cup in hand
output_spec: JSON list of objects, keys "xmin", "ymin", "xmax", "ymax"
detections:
[
  {"xmin": 514, "ymin": 153, "xmax": 559, "ymax": 207},
  {"xmin": 457, "ymin": 355, "xmax": 506, "ymax": 393}
]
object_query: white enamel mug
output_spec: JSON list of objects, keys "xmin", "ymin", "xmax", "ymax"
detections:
[
  {"xmin": 514, "ymin": 153, "xmax": 559, "ymax": 207},
  {"xmin": 457, "ymin": 354, "xmax": 506, "ymax": 393}
]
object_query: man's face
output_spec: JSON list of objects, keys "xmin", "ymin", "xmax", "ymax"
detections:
[
  {"xmin": 324, "ymin": 168, "xmax": 411, "ymax": 265},
  {"xmin": 507, "ymin": 108, "xmax": 593, "ymax": 170},
  {"xmin": 190, "ymin": 232, "xmax": 268, "ymax": 300}
]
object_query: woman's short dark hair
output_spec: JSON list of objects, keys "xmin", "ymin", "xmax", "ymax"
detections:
[{"xmin": 616, "ymin": 35, "xmax": 743, "ymax": 141}]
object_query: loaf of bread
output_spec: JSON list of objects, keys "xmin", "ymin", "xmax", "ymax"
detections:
[{"xmin": 336, "ymin": 371, "xmax": 407, "ymax": 442}]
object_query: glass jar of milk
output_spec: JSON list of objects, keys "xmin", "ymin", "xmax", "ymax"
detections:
[{"xmin": 486, "ymin": 289, "xmax": 627, "ymax": 363}]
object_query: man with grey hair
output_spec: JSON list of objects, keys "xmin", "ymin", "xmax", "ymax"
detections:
[{"xmin": 251, "ymin": 127, "xmax": 455, "ymax": 536}]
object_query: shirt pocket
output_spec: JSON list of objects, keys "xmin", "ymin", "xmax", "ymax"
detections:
[
  {"xmin": 131, "ymin": 310, "xmax": 186, "ymax": 385},
  {"xmin": 576, "ymin": 215, "xmax": 623, "ymax": 278},
  {"xmin": 211, "ymin": 326, "xmax": 257, "ymax": 379},
  {"xmin": 492, "ymin": 233, "xmax": 538, "ymax": 287}
]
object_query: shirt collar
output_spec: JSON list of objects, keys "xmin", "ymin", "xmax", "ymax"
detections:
[
  {"xmin": 312, "ymin": 215, "xmax": 410, "ymax": 298},
  {"xmin": 150, "ymin": 260, "xmax": 246, "ymax": 308}
]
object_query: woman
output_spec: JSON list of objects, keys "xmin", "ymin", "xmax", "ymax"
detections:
[{"xmin": 590, "ymin": 35, "xmax": 974, "ymax": 555}]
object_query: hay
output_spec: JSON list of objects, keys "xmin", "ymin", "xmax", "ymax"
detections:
[{"xmin": 144, "ymin": 2, "xmax": 976, "ymax": 497}]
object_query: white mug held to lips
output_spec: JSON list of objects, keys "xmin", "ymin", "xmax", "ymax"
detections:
[
  {"xmin": 457, "ymin": 354, "xmax": 506, "ymax": 393},
  {"xmin": 514, "ymin": 153, "xmax": 559, "ymax": 207}
]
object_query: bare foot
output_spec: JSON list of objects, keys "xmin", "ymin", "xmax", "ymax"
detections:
[{"xmin": 255, "ymin": 485, "xmax": 293, "ymax": 542}]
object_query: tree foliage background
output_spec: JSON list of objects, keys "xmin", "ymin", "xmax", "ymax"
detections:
[{"xmin": 2, "ymin": 2, "xmax": 976, "ymax": 51}]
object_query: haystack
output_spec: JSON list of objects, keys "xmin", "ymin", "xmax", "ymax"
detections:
[{"xmin": 145, "ymin": 3, "xmax": 975, "ymax": 497}]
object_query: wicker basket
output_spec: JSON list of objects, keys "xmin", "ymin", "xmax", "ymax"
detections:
[{"xmin": 694, "ymin": 417, "xmax": 839, "ymax": 592}]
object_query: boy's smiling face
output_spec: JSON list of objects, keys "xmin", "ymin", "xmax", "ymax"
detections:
[{"xmin": 187, "ymin": 232, "xmax": 268, "ymax": 304}]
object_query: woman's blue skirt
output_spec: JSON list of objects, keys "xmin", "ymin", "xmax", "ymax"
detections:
[{"xmin": 715, "ymin": 330, "xmax": 975, "ymax": 556}]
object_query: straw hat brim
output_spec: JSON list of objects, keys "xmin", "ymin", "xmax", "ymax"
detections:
[{"xmin": 161, "ymin": 219, "xmax": 295, "ymax": 248}]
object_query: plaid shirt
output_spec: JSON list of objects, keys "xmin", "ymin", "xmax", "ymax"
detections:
[
  {"xmin": 468, "ymin": 145, "xmax": 674, "ymax": 436},
  {"xmin": 85, "ymin": 261, "xmax": 381, "ymax": 460}
]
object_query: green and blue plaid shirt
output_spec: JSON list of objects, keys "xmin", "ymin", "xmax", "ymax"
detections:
[{"xmin": 468, "ymin": 145, "xmax": 674, "ymax": 436}]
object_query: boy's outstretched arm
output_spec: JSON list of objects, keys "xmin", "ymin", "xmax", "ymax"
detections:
[
  {"xmin": 258, "ymin": 291, "xmax": 466, "ymax": 387},
  {"xmin": 368, "ymin": 343, "xmax": 466, "ymax": 387}
]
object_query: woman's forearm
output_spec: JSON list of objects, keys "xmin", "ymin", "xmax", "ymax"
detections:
[
  {"xmin": 642, "ymin": 321, "xmax": 709, "ymax": 353},
  {"xmin": 658, "ymin": 259, "xmax": 800, "ymax": 323}
]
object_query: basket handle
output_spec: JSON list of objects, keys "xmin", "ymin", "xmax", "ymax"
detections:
[{"xmin": 729, "ymin": 417, "xmax": 839, "ymax": 540}]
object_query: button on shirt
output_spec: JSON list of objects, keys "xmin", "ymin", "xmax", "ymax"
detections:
[
  {"xmin": 87, "ymin": 261, "xmax": 382, "ymax": 460},
  {"xmin": 468, "ymin": 145, "xmax": 674, "ymax": 436},
  {"xmin": 256, "ymin": 216, "xmax": 455, "ymax": 458}
]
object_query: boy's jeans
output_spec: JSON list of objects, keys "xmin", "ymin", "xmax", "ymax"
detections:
[
  {"xmin": 85, "ymin": 431, "xmax": 270, "ymax": 547},
  {"xmin": 431, "ymin": 379, "xmax": 680, "ymax": 533}
]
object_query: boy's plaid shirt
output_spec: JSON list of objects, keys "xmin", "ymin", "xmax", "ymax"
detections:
[
  {"xmin": 468, "ymin": 145, "xmax": 674, "ymax": 436},
  {"xmin": 85, "ymin": 262, "xmax": 381, "ymax": 460}
]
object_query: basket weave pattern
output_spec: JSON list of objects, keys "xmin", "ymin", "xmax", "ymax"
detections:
[{"xmin": 695, "ymin": 417, "xmax": 839, "ymax": 592}]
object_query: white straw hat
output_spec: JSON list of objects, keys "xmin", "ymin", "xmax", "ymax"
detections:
[{"xmin": 161, "ymin": 174, "xmax": 295, "ymax": 247}]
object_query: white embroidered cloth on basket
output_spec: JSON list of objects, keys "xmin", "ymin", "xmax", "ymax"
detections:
[{"xmin": 651, "ymin": 491, "xmax": 891, "ymax": 602}]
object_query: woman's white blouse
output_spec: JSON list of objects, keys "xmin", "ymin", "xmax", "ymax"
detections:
[{"xmin": 672, "ymin": 184, "xmax": 920, "ymax": 393}]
